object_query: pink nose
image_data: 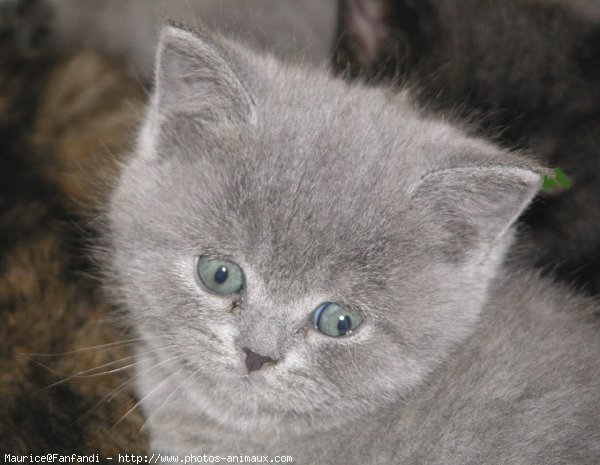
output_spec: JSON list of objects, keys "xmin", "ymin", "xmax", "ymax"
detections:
[{"xmin": 243, "ymin": 348, "xmax": 277, "ymax": 373}]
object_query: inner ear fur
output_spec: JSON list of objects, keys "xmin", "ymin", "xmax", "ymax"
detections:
[{"xmin": 154, "ymin": 25, "xmax": 255, "ymax": 124}]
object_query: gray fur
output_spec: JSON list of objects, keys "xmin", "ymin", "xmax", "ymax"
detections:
[
  {"xmin": 332, "ymin": 0, "xmax": 600, "ymax": 295},
  {"xmin": 105, "ymin": 26, "xmax": 600, "ymax": 463}
]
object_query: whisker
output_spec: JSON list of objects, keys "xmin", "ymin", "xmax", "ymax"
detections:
[
  {"xmin": 23, "ymin": 338, "xmax": 147, "ymax": 357},
  {"xmin": 114, "ymin": 367, "xmax": 178, "ymax": 427},
  {"xmin": 136, "ymin": 355, "xmax": 204, "ymax": 436},
  {"xmin": 27, "ymin": 343, "xmax": 179, "ymax": 391},
  {"xmin": 75, "ymin": 352, "xmax": 187, "ymax": 429},
  {"xmin": 105, "ymin": 351, "xmax": 187, "ymax": 403},
  {"xmin": 136, "ymin": 370, "xmax": 193, "ymax": 436},
  {"xmin": 25, "ymin": 354, "xmax": 125, "ymax": 380},
  {"xmin": 347, "ymin": 343, "xmax": 361, "ymax": 379}
]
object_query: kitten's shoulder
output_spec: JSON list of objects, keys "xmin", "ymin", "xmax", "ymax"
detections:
[{"xmin": 400, "ymin": 267, "xmax": 600, "ymax": 464}]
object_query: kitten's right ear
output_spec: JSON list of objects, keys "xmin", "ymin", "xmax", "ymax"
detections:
[
  {"xmin": 154, "ymin": 26, "xmax": 255, "ymax": 124},
  {"xmin": 410, "ymin": 164, "xmax": 543, "ymax": 258}
]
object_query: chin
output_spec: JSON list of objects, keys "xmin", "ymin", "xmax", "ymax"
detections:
[{"xmin": 181, "ymin": 365, "xmax": 351, "ymax": 435}]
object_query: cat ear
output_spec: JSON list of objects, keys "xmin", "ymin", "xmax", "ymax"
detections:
[
  {"xmin": 410, "ymin": 165, "xmax": 542, "ymax": 255},
  {"xmin": 333, "ymin": 0, "xmax": 431, "ymax": 76},
  {"xmin": 154, "ymin": 26, "xmax": 255, "ymax": 124}
]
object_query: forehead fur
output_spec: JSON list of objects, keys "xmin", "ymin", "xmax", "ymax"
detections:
[
  {"xmin": 108, "ymin": 26, "xmax": 544, "ymax": 304},
  {"xmin": 113, "ymin": 31, "xmax": 538, "ymax": 284}
]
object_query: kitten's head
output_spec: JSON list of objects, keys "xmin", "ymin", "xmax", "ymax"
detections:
[{"xmin": 107, "ymin": 26, "xmax": 541, "ymax": 433}]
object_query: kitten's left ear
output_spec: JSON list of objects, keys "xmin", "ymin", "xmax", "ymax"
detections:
[
  {"xmin": 410, "ymin": 164, "xmax": 542, "ymax": 254},
  {"xmin": 154, "ymin": 25, "xmax": 255, "ymax": 124}
]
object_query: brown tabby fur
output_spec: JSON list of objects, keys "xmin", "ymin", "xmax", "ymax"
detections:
[{"xmin": 0, "ymin": 1, "xmax": 148, "ymax": 455}]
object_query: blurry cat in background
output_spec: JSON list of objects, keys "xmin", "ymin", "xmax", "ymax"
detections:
[
  {"xmin": 333, "ymin": 0, "xmax": 600, "ymax": 295},
  {"xmin": 48, "ymin": 0, "xmax": 338, "ymax": 78},
  {"xmin": 103, "ymin": 22, "xmax": 600, "ymax": 463}
]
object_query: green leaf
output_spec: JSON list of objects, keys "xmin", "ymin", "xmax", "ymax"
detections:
[
  {"xmin": 554, "ymin": 167, "xmax": 571, "ymax": 189},
  {"xmin": 543, "ymin": 175, "xmax": 558, "ymax": 191}
]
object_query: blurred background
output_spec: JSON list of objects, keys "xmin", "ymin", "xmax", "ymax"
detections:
[{"xmin": 0, "ymin": 0, "xmax": 598, "ymax": 456}]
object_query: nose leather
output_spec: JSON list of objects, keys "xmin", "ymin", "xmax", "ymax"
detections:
[{"xmin": 243, "ymin": 347, "xmax": 277, "ymax": 373}]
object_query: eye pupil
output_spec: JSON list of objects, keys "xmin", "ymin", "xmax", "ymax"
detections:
[
  {"xmin": 214, "ymin": 266, "xmax": 229, "ymax": 284},
  {"xmin": 197, "ymin": 257, "xmax": 243, "ymax": 295},
  {"xmin": 337, "ymin": 315, "xmax": 351, "ymax": 335},
  {"xmin": 313, "ymin": 302, "xmax": 362, "ymax": 337}
]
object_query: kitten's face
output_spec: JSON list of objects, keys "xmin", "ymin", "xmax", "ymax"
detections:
[{"xmin": 108, "ymin": 28, "xmax": 540, "ymax": 433}]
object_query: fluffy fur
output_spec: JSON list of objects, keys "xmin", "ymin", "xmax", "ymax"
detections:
[
  {"xmin": 332, "ymin": 0, "xmax": 600, "ymax": 294},
  {"xmin": 105, "ymin": 26, "xmax": 600, "ymax": 462}
]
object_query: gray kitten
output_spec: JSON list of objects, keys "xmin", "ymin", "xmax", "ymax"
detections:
[{"xmin": 105, "ymin": 26, "xmax": 600, "ymax": 463}]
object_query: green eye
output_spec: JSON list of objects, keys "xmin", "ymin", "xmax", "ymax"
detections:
[
  {"xmin": 313, "ymin": 302, "xmax": 363, "ymax": 337},
  {"xmin": 197, "ymin": 257, "xmax": 244, "ymax": 295}
]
